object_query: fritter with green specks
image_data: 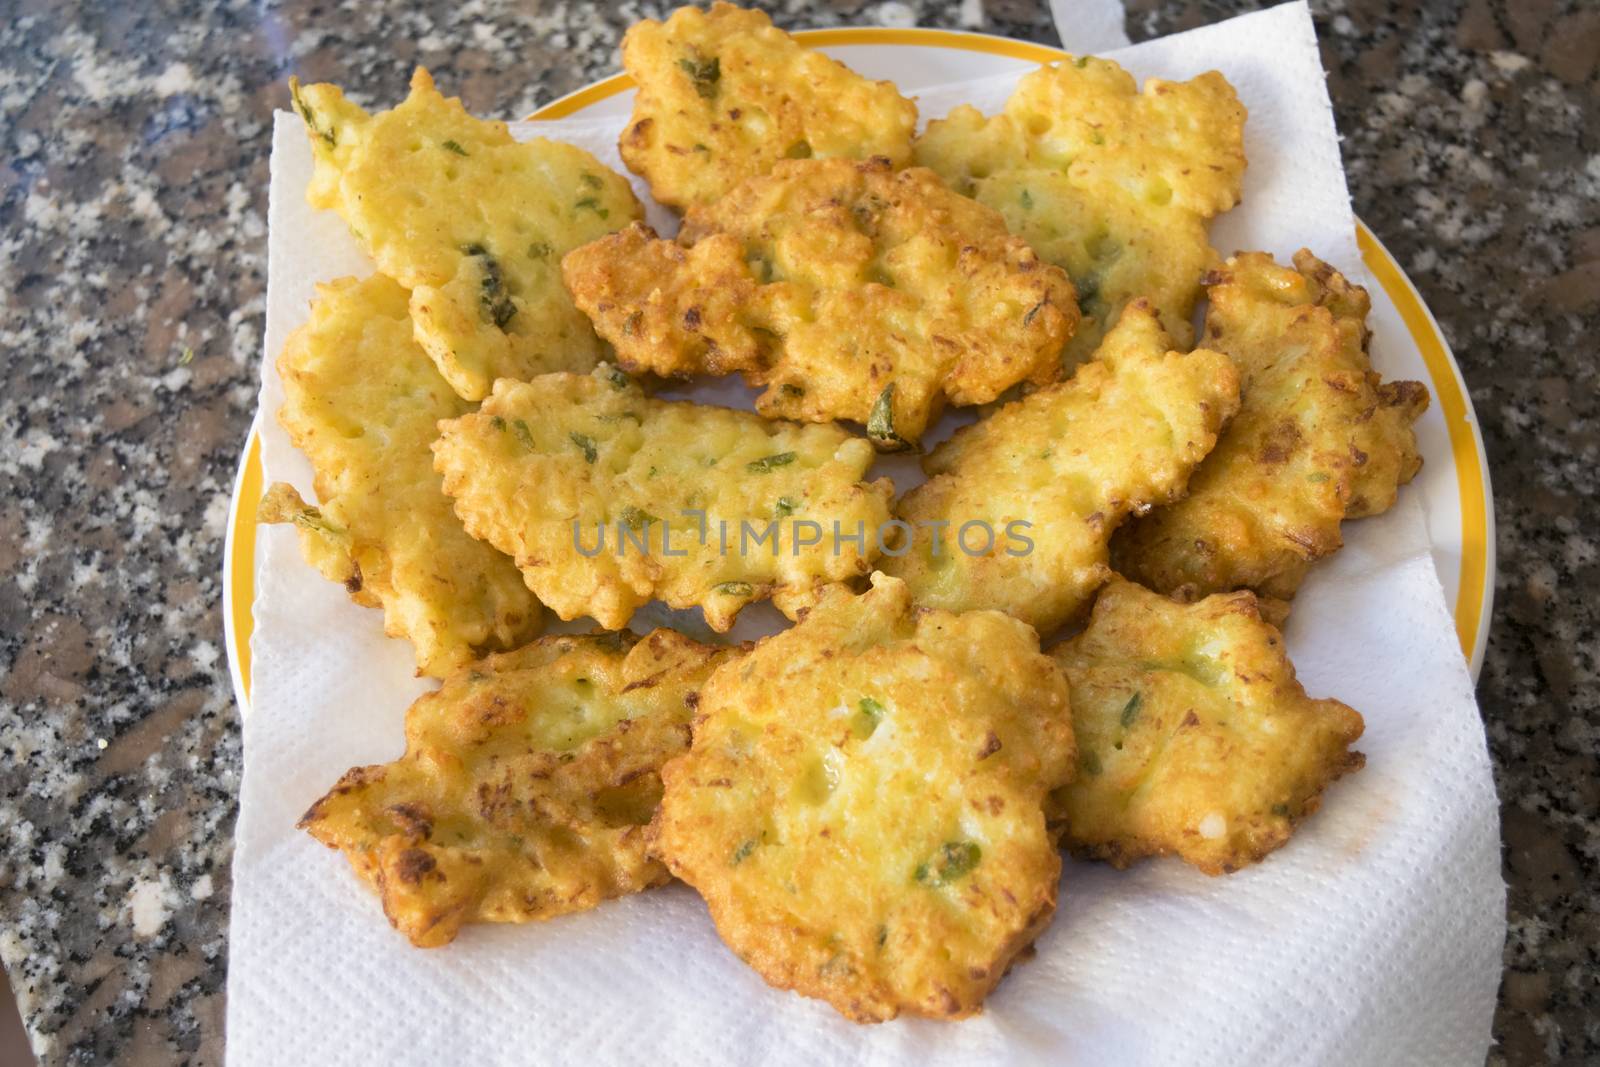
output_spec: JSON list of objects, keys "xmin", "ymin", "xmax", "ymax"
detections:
[
  {"xmin": 563, "ymin": 157, "xmax": 1078, "ymax": 448},
  {"xmin": 618, "ymin": 2, "xmax": 917, "ymax": 210},
  {"xmin": 1049, "ymin": 578, "xmax": 1364, "ymax": 874},
  {"xmin": 301, "ymin": 629, "xmax": 737, "ymax": 947},
  {"xmin": 291, "ymin": 67, "xmax": 642, "ymax": 400},
  {"xmin": 915, "ymin": 54, "xmax": 1246, "ymax": 366},
  {"xmin": 653, "ymin": 573, "xmax": 1075, "ymax": 1022},
  {"xmin": 432, "ymin": 366, "xmax": 892, "ymax": 631},
  {"xmin": 881, "ymin": 300, "xmax": 1240, "ymax": 635}
]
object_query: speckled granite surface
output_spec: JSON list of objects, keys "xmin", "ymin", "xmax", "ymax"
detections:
[{"xmin": 0, "ymin": 0, "xmax": 1593, "ymax": 1062}]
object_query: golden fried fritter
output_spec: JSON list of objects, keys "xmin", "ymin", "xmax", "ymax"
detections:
[
  {"xmin": 1294, "ymin": 252, "xmax": 1431, "ymax": 517},
  {"xmin": 432, "ymin": 366, "xmax": 892, "ymax": 631},
  {"xmin": 915, "ymin": 55, "xmax": 1246, "ymax": 365},
  {"xmin": 563, "ymin": 158, "xmax": 1078, "ymax": 446},
  {"xmin": 300, "ymin": 629, "xmax": 737, "ymax": 947},
  {"xmin": 618, "ymin": 2, "xmax": 917, "ymax": 210},
  {"xmin": 1113, "ymin": 250, "xmax": 1429, "ymax": 601},
  {"xmin": 290, "ymin": 68, "xmax": 642, "ymax": 400},
  {"xmin": 880, "ymin": 300, "xmax": 1240, "ymax": 635},
  {"xmin": 1049, "ymin": 578, "xmax": 1364, "ymax": 874},
  {"xmin": 654, "ymin": 573, "xmax": 1074, "ymax": 1022},
  {"xmin": 260, "ymin": 274, "xmax": 540, "ymax": 678}
]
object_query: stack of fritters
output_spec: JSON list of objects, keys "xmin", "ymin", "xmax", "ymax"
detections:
[
  {"xmin": 269, "ymin": 2, "xmax": 1430, "ymax": 1026},
  {"xmin": 261, "ymin": 274, "xmax": 542, "ymax": 678}
]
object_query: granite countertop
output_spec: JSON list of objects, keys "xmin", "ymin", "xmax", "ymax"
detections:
[{"xmin": 0, "ymin": 0, "xmax": 1594, "ymax": 1062}]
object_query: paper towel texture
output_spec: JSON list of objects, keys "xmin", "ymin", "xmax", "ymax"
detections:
[
  {"xmin": 1047, "ymin": 0, "xmax": 1132, "ymax": 52},
  {"xmin": 229, "ymin": 6, "xmax": 1502, "ymax": 1063}
]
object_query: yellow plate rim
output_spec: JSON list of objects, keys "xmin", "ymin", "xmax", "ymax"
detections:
[{"xmin": 224, "ymin": 26, "xmax": 1495, "ymax": 710}]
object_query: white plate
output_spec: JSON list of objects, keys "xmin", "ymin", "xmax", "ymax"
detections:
[{"xmin": 222, "ymin": 27, "xmax": 1495, "ymax": 715}]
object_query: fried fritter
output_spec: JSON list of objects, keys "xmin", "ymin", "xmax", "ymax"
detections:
[
  {"xmin": 432, "ymin": 366, "xmax": 892, "ymax": 631},
  {"xmin": 880, "ymin": 300, "xmax": 1240, "ymax": 635},
  {"xmin": 563, "ymin": 158, "xmax": 1079, "ymax": 446},
  {"xmin": 1049, "ymin": 578, "xmax": 1365, "ymax": 874},
  {"xmin": 1112, "ymin": 250, "xmax": 1429, "ymax": 601},
  {"xmin": 618, "ymin": 2, "xmax": 917, "ymax": 210},
  {"xmin": 300, "ymin": 629, "xmax": 737, "ymax": 947},
  {"xmin": 290, "ymin": 68, "xmax": 642, "ymax": 400},
  {"xmin": 260, "ymin": 274, "xmax": 540, "ymax": 678},
  {"xmin": 654, "ymin": 573, "xmax": 1074, "ymax": 1022},
  {"xmin": 915, "ymin": 54, "xmax": 1246, "ymax": 365}
]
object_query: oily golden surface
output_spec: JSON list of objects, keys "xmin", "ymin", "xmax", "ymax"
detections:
[
  {"xmin": 301, "ymin": 630, "xmax": 737, "ymax": 947},
  {"xmin": 618, "ymin": 2, "xmax": 917, "ymax": 209},
  {"xmin": 654, "ymin": 574, "xmax": 1074, "ymax": 1022},
  {"xmin": 261, "ymin": 274, "xmax": 540, "ymax": 677},
  {"xmin": 432, "ymin": 367, "xmax": 892, "ymax": 631},
  {"xmin": 915, "ymin": 55, "xmax": 1246, "ymax": 365},
  {"xmin": 563, "ymin": 158, "xmax": 1078, "ymax": 446},
  {"xmin": 1113, "ymin": 250, "xmax": 1429, "ymax": 601},
  {"xmin": 1049, "ymin": 578, "xmax": 1364, "ymax": 874},
  {"xmin": 291, "ymin": 68, "xmax": 642, "ymax": 400},
  {"xmin": 881, "ymin": 301, "xmax": 1240, "ymax": 635}
]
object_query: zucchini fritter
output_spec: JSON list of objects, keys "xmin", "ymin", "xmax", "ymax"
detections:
[
  {"xmin": 915, "ymin": 55, "xmax": 1246, "ymax": 365},
  {"xmin": 654, "ymin": 574, "xmax": 1074, "ymax": 1021},
  {"xmin": 432, "ymin": 367, "xmax": 892, "ymax": 631},
  {"xmin": 301, "ymin": 630, "xmax": 737, "ymax": 947},
  {"xmin": 261, "ymin": 274, "xmax": 540, "ymax": 678},
  {"xmin": 618, "ymin": 2, "xmax": 917, "ymax": 210},
  {"xmin": 563, "ymin": 158, "xmax": 1078, "ymax": 447},
  {"xmin": 1113, "ymin": 250, "xmax": 1429, "ymax": 601},
  {"xmin": 880, "ymin": 301, "xmax": 1240, "ymax": 634},
  {"xmin": 290, "ymin": 68, "xmax": 642, "ymax": 400},
  {"xmin": 1049, "ymin": 578, "xmax": 1365, "ymax": 874}
]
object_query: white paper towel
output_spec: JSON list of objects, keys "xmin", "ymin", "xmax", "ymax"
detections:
[
  {"xmin": 1047, "ymin": 0, "xmax": 1131, "ymax": 52},
  {"xmin": 228, "ymin": 5, "xmax": 1504, "ymax": 1063}
]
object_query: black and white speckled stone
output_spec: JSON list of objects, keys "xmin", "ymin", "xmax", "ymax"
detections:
[{"xmin": 0, "ymin": 1, "xmax": 1593, "ymax": 1064}]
